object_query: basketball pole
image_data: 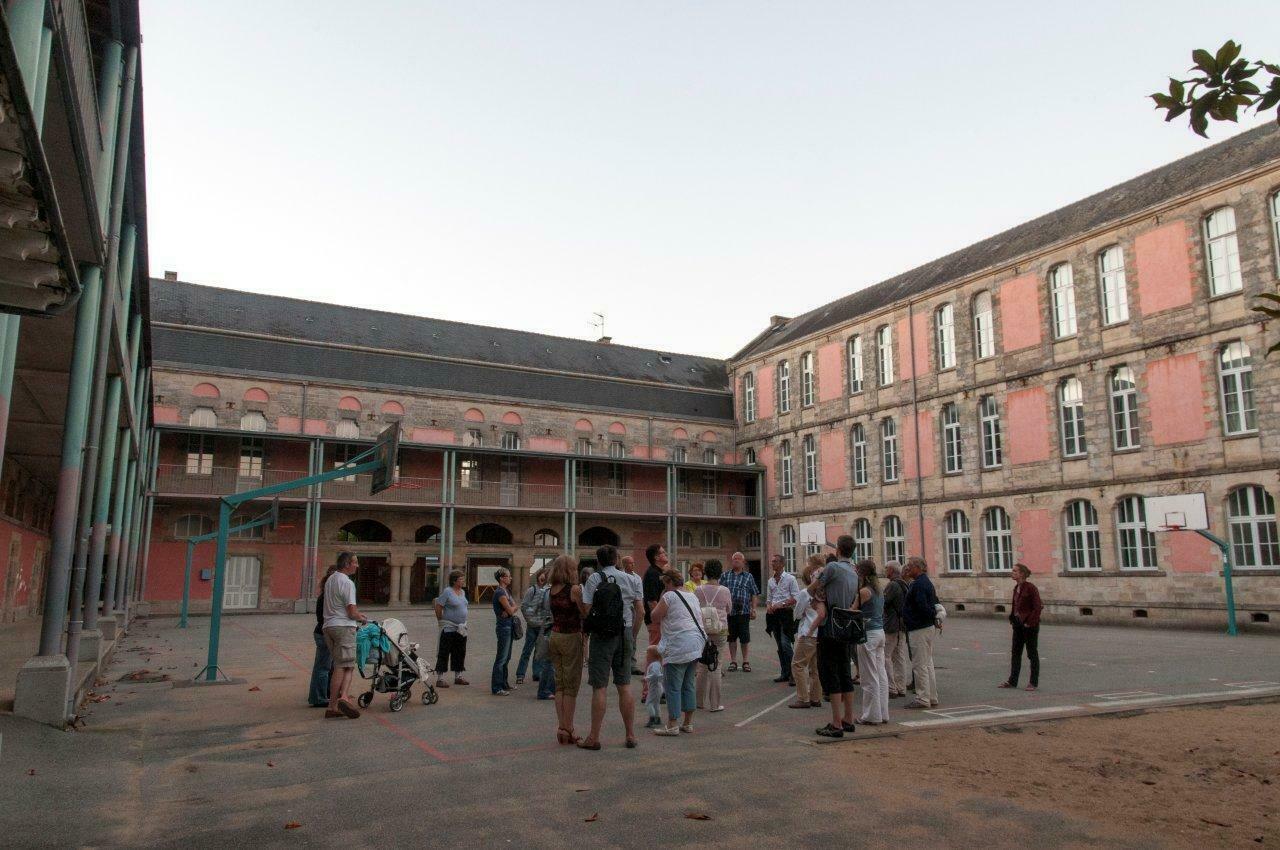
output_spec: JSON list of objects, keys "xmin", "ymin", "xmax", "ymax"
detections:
[{"xmin": 1192, "ymin": 529, "xmax": 1238, "ymax": 637}]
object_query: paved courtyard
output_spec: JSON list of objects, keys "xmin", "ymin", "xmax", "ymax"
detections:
[{"xmin": 2, "ymin": 610, "xmax": 1277, "ymax": 847}]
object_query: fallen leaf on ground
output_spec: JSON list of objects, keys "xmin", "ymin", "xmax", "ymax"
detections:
[
  {"xmin": 26, "ymin": 769, "xmax": 35, "ymax": 776},
  {"xmin": 1200, "ymin": 818, "xmax": 1232, "ymax": 828},
  {"xmin": 574, "ymin": 788, "xmax": 590, "ymax": 793},
  {"xmin": 284, "ymin": 822, "xmax": 302, "ymax": 830},
  {"xmin": 684, "ymin": 813, "xmax": 713, "ymax": 821},
  {"xmin": 267, "ymin": 762, "xmax": 275, "ymax": 767},
  {"xmin": 248, "ymin": 686, "xmax": 261, "ymax": 692},
  {"xmin": 584, "ymin": 813, "xmax": 598, "ymax": 823}
]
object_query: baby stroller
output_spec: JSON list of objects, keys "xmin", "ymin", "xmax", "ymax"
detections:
[{"xmin": 355, "ymin": 618, "xmax": 439, "ymax": 712}]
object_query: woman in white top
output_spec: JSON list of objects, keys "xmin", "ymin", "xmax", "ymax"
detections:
[
  {"xmin": 788, "ymin": 555, "xmax": 826, "ymax": 709},
  {"xmin": 694, "ymin": 559, "xmax": 732, "ymax": 712},
  {"xmin": 647, "ymin": 569, "xmax": 706, "ymax": 736}
]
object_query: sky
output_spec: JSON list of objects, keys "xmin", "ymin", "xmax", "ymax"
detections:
[{"xmin": 138, "ymin": 1, "xmax": 1278, "ymax": 360}]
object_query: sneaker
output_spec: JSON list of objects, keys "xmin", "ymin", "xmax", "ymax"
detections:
[
  {"xmin": 454, "ymin": 677, "xmax": 470, "ymax": 686},
  {"xmin": 905, "ymin": 700, "xmax": 930, "ymax": 710},
  {"xmin": 709, "ymin": 705, "xmax": 725, "ymax": 713},
  {"xmin": 493, "ymin": 689, "xmax": 511, "ymax": 696},
  {"xmin": 679, "ymin": 724, "xmax": 693, "ymax": 734},
  {"xmin": 653, "ymin": 726, "xmax": 681, "ymax": 737},
  {"xmin": 815, "ymin": 723, "xmax": 844, "ymax": 738},
  {"xmin": 436, "ymin": 679, "xmax": 450, "ymax": 688},
  {"xmin": 787, "ymin": 702, "xmax": 812, "ymax": 709},
  {"xmin": 324, "ymin": 709, "xmax": 345, "ymax": 719},
  {"xmin": 930, "ymin": 700, "xmax": 940, "ymax": 707},
  {"xmin": 841, "ymin": 721, "xmax": 856, "ymax": 733},
  {"xmin": 809, "ymin": 701, "xmax": 822, "ymax": 708}
]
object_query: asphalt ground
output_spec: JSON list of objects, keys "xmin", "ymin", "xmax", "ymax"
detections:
[{"xmin": 2, "ymin": 609, "xmax": 1277, "ymax": 848}]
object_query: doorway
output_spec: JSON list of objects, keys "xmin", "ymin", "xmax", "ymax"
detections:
[
  {"xmin": 747, "ymin": 559, "xmax": 762, "ymax": 592},
  {"xmin": 411, "ymin": 556, "xmax": 441, "ymax": 605},
  {"xmin": 467, "ymin": 555, "xmax": 510, "ymax": 603},
  {"xmin": 356, "ymin": 555, "xmax": 391, "ymax": 604},
  {"xmin": 225, "ymin": 556, "xmax": 262, "ymax": 610}
]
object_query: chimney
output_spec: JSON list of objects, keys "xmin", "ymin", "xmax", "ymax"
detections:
[
  {"xmin": 163, "ymin": 270, "xmax": 179, "ymax": 281},
  {"xmin": 769, "ymin": 315, "xmax": 790, "ymax": 327},
  {"xmin": 597, "ymin": 336, "xmax": 612, "ymax": 344}
]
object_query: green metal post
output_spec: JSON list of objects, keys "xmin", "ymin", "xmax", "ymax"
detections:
[
  {"xmin": 180, "ymin": 540, "xmax": 194, "ymax": 629},
  {"xmin": 132, "ymin": 430, "xmax": 159, "ymax": 605},
  {"xmin": 301, "ymin": 440, "xmax": 314, "ymax": 599},
  {"xmin": 94, "ymin": 41, "xmax": 125, "ymax": 232},
  {"xmin": 107, "ymin": 450, "xmax": 134, "ymax": 618},
  {"xmin": 100, "ymin": 423, "xmax": 129, "ymax": 619},
  {"xmin": 1194, "ymin": 530, "xmax": 1238, "ymax": 636},
  {"xmin": 35, "ymin": 267, "xmax": 101, "ymax": 657},
  {"xmin": 202, "ymin": 500, "xmax": 233, "ymax": 681},
  {"xmin": 30, "ymin": 25, "xmax": 51, "ymax": 130},
  {"xmin": 82, "ymin": 377, "xmax": 122, "ymax": 631},
  {"xmin": 7, "ymin": 0, "xmax": 45, "ymax": 93}
]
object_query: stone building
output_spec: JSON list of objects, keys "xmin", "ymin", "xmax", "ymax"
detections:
[{"xmin": 730, "ymin": 122, "xmax": 1280, "ymax": 629}]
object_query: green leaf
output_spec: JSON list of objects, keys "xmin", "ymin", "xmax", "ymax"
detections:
[
  {"xmin": 1258, "ymin": 89, "xmax": 1280, "ymax": 112},
  {"xmin": 1236, "ymin": 81, "xmax": 1261, "ymax": 96},
  {"xmin": 1169, "ymin": 77, "xmax": 1186, "ymax": 100},
  {"xmin": 1214, "ymin": 40, "xmax": 1241, "ymax": 69},
  {"xmin": 1192, "ymin": 48, "xmax": 1217, "ymax": 75}
]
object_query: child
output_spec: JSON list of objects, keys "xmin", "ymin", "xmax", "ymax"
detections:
[{"xmin": 643, "ymin": 645, "xmax": 664, "ymax": 728}]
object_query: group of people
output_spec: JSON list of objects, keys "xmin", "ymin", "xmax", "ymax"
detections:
[{"xmin": 304, "ymin": 540, "xmax": 1045, "ymax": 743}]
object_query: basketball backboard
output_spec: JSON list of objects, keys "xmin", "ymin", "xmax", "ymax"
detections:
[
  {"xmin": 1145, "ymin": 493, "xmax": 1209, "ymax": 532},
  {"xmin": 798, "ymin": 521, "xmax": 826, "ymax": 546},
  {"xmin": 369, "ymin": 421, "xmax": 401, "ymax": 495}
]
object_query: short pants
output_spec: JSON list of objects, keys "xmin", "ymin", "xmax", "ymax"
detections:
[
  {"xmin": 727, "ymin": 613, "xmax": 752, "ymax": 644},
  {"xmin": 323, "ymin": 625, "xmax": 357, "ymax": 669}
]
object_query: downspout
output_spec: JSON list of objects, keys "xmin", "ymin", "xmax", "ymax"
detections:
[{"xmin": 906, "ymin": 301, "xmax": 925, "ymax": 555}]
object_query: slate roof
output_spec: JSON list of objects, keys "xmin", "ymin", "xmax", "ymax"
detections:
[
  {"xmin": 733, "ymin": 122, "xmax": 1280, "ymax": 362},
  {"xmin": 149, "ymin": 281, "xmax": 735, "ymax": 421}
]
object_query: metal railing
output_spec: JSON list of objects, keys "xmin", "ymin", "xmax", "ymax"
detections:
[
  {"xmin": 454, "ymin": 479, "xmax": 565, "ymax": 510},
  {"xmin": 53, "ymin": 1, "xmax": 103, "ymax": 164},
  {"xmin": 676, "ymin": 493, "xmax": 757, "ymax": 518},
  {"xmin": 322, "ymin": 474, "xmax": 443, "ymax": 504},
  {"xmin": 575, "ymin": 487, "xmax": 668, "ymax": 515},
  {"xmin": 155, "ymin": 466, "xmax": 311, "ymax": 499}
]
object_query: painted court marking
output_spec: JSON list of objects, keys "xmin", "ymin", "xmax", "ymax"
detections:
[
  {"xmin": 735, "ymin": 693, "xmax": 797, "ymax": 728},
  {"xmin": 1094, "ymin": 691, "xmax": 1160, "ymax": 701},
  {"xmin": 1225, "ymin": 681, "xmax": 1280, "ymax": 689},
  {"xmin": 900, "ymin": 706, "xmax": 1069, "ymax": 728},
  {"xmin": 925, "ymin": 704, "xmax": 1011, "ymax": 720}
]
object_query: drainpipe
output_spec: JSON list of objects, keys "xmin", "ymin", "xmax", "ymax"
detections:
[
  {"xmin": 906, "ymin": 301, "xmax": 925, "ymax": 555},
  {"xmin": 646, "ymin": 417, "xmax": 653, "ymax": 458}
]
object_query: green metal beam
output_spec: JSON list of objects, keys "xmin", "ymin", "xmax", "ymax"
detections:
[{"xmin": 1194, "ymin": 529, "xmax": 1239, "ymax": 636}]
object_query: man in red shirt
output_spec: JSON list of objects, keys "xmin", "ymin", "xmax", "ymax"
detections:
[{"xmin": 998, "ymin": 563, "xmax": 1042, "ymax": 691}]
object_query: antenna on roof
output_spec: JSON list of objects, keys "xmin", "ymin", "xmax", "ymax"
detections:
[{"xmin": 592, "ymin": 312, "xmax": 610, "ymax": 344}]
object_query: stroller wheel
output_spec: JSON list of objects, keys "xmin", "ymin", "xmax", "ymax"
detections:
[
  {"xmin": 389, "ymin": 691, "xmax": 407, "ymax": 712},
  {"xmin": 423, "ymin": 688, "xmax": 438, "ymax": 705},
  {"xmin": 356, "ymin": 692, "xmax": 372, "ymax": 709}
]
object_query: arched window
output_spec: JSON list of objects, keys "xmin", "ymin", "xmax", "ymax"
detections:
[
  {"xmin": 847, "ymin": 335, "xmax": 864, "ymax": 394},
  {"xmin": 876, "ymin": 325, "xmax": 894, "ymax": 386},
  {"xmin": 941, "ymin": 402, "xmax": 962, "ymax": 474},
  {"xmin": 744, "ymin": 447, "xmax": 757, "ymax": 465},
  {"xmin": 852, "ymin": 518, "xmax": 872, "ymax": 561},
  {"xmin": 533, "ymin": 529, "xmax": 560, "ymax": 547},
  {"xmin": 1219, "ymin": 341, "xmax": 1256, "ymax": 435},
  {"xmin": 338, "ymin": 519, "xmax": 392, "ymax": 543},
  {"xmin": 979, "ymin": 395, "xmax": 1002, "ymax": 468},
  {"xmin": 944, "ymin": 511, "xmax": 972, "ymax": 572},
  {"xmin": 1227, "ymin": 486, "xmax": 1279, "ymax": 569},
  {"xmin": 742, "ymin": 372, "xmax": 756, "ymax": 423},
  {"xmin": 1050, "ymin": 263, "xmax": 1077, "ymax": 338},
  {"xmin": 882, "ymin": 515, "xmax": 905, "ymax": 565},
  {"xmin": 881, "ymin": 417, "xmax": 899, "ymax": 483},
  {"xmin": 577, "ymin": 526, "xmax": 619, "ymax": 547},
  {"xmin": 189, "ymin": 406, "xmax": 217, "ymax": 428},
  {"xmin": 703, "ymin": 448, "xmax": 717, "ymax": 465},
  {"xmin": 239, "ymin": 411, "xmax": 267, "ymax": 432},
  {"xmin": 414, "ymin": 524, "xmax": 441, "ymax": 543},
  {"xmin": 935, "ymin": 304, "xmax": 955, "ymax": 369},
  {"xmin": 973, "ymin": 291, "xmax": 995, "ymax": 359},
  {"xmin": 1115, "ymin": 496, "xmax": 1157, "ymax": 570},
  {"xmin": 1204, "ymin": 207, "xmax": 1243, "ymax": 295},
  {"xmin": 777, "ymin": 360, "xmax": 792, "ymax": 414},
  {"xmin": 1059, "ymin": 378, "xmax": 1087, "ymax": 458},
  {"xmin": 800, "ymin": 352, "xmax": 815, "ymax": 407},
  {"xmin": 1110, "ymin": 366, "xmax": 1139, "ymax": 450},
  {"xmin": 700, "ymin": 529, "xmax": 722, "ymax": 549},
  {"xmin": 802, "ymin": 434, "xmax": 818, "ymax": 493},
  {"xmin": 982, "ymin": 507, "xmax": 1013, "ymax": 572},
  {"xmin": 679, "ymin": 527, "xmax": 694, "ymax": 548},
  {"xmin": 172, "ymin": 514, "xmax": 214, "ymax": 539},
  {"xmin": 1063, "ymin": 500, "xmax": 1101, "ymax": 571},
  {"xmin": 468, "ymin": 523, "xmax": 514, "ymax": 545},
  {"xmin": 744, "ymin": 529, "xmax": 761, "ymax": 549},
  {"xmin": 779, "ymin": 439, "xmax": 793, "ymax": 497},
  {"xmin": 335, "ymin": 419, "xmax": 360, "ymax": 439},
  {"xmin": 850, "ymin": 424, "xmax": 868, "ymax": 487},
  {"xmin": 1098, "ymin": 245, "xmax": 1129, "ymax": 324},
  {"xmin": 780, "ymin": 524, "xmax": 797, "ymax": 571}
]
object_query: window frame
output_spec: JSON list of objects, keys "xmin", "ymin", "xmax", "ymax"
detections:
[
  {"xmin": 185, "ymin": 433, "xmax": 213, "ymax": 476},
  {"xmin": 1218, "ymin": 341, "xmax": 1257, "ymax": 435},
  {"xmin": 982, "ymin": 507, "xmax": 1013, "ymax": 573},
  {"xmin": 1227, "ymin": 486, "xmax": 1280, "ymax": 569},
  {"xmin": 802, "ymin": 434, "xmax": 818, "ymax": 493},
  {"xmin": 1115, "ymin": 495, "xmax": 1158, "ymax": 571},
  {"xmin": 1050, "ymin": 262, "xmax": 1078, "ymax": 339},
  {"xmin": 743, "ymin": 371, "xmax": 756, "ymax": 423},
  {"xmin": 935, "ymin": 303, "xmax": 956, "ymax": 370},
  {"xmin": 1204, "ymin": 206, "xmax": 1244, "ymax": 296},
  {"xmin": 979, "ymin": 395, "xmax": 1003, "ymax": 469},
  {"xmin": 781, "ymin": 524, "xmax": 797, "ymax": 571},
  {"xmin": 777, "ymin": 360, "xmax": 792, "ymax": 414},
  {"xmin": 882, "ymin": 515, "xmax": 905, "ymax": 564},
  {"xmin": 800, "ymin": 351, "xmax": 815, "ymax": 407},
  {"xmin": 944, "ymin": 510, "xmax": 973, "ymax": 572},
  {"xmin": 238, "ymin": 436, "xmax": 264, "ymax": 480},
  {"xmin": 1271, "ymin": 191, "xmax": 1280, "ymax": 278},
  {"xmin": 941, "ymin": 402, "xmax": 962, "ymax": 474},
  {"xmin": 876, "ymin": 325, "xmax": 894, "ymax": 386},
  {"xmin": 850, "ymin": 423, "xmax": 868, "ymax": 487},
  {"xmin": 779, "ymin": 439, "xmax": 793, "ymax": 497},
  {"xmin": 1097, "ymin": 244, "xmax": 1130, "ymax": 325},
  {"xmin": 880, "ymin": 417, "xmax": 899, "ymax": 483},
  {"xmin": 1064, "ymin": 500, "xmax": 1102, "ymax": 571},
  {"xmin": 847, "ymin": 335, "xmax": 864, "ymax": 394},
  {"xmin": 973, "ymin": 291, "xmax": 995, "ymax": 359},
  {"xmin": 1109, "ymin": 366, "xmax": 1140, "ymax": 451},
  {"xmin": 852, "ymin": 518, "xmax": 872, "ymax": 560},
  {"xmin": 1059, "ymin": 377, "xmax": 1087, "ymax": 458}
]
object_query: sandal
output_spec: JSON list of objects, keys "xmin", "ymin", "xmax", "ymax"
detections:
[
  {"xmin": 576, "ymin": 738, "xmax": 601, "ymax": 751},
  {"xmin": 742, "ymin": 662, "xmax": 752, "ymax": 673},
  {"xmin": 816, "ymin": 723, "xmax": 844, "ymax": 738},
  {"xmin": 727, "ymin": 662, "xmax": 738, "ymax": 672},
  {"xmin": 625, "ymin": 738, "xmax": 638, "ymax": 749},
  {"xmin": 679, "ymin": 724, "xmax": 693, "ymax": 734},
  {"xmin": 653, "ymin": 726, "xmax": 680, "ymax": 737}
]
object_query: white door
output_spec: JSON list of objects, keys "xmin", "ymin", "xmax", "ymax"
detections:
[{"xmin": 224, "ymin": 556, "xmax": 261, "ymax": 610}]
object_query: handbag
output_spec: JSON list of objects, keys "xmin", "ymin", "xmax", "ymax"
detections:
[
  {"xmin": 674, "ymin": 590, "xmax": 719, "ymax": 672},
  {"xmin": 511, "ymin": 614, "xmax": 525, "ymax": 641},
  {"xmin": 826, "ymin": 606, "xmax": 868, "ymax": 645}
]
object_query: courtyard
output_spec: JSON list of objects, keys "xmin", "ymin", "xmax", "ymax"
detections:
[{"xmin": 2, "ymin": 610, "xmax": 1277, "ymax": 847}]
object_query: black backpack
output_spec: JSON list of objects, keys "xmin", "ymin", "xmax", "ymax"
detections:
[{"xmin": 583, "ymin": 572, "xmax": 625, "ymax": 638}]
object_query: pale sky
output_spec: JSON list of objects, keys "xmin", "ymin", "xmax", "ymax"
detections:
[{"xmin": 139, "ymin": 1, "xmax": 1277, "ymax": 360}]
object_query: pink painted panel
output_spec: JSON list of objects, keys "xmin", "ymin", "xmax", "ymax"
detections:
[
  {"xmin": 609, "ymin": 422, "xmax": 627, "ymax": 436},
  {"xmin": 758, "ymin": 444, "xmax": 777, "ymax": 499},
  {"xmin": 153, "ymin": 405, "xmax": 180, "ymax": 424},
  {"xmin": 700, "ymin": 430, "xmax": 718, "ymax": 443},
  {"xmin": 824, "ymin": 523, "xmax": 841, "ymax": 546},
  {"xmin": 999, "ymin": 274, "xmax": 1042, "ymax": 351},
  {"xmin": 381, "ymin": 400, "xmax": 405, "ymax": 416},
  {"xmin": 575, "ymin": 418, "xmax": 593, "ymax": 432},
  {"xmin": 1006, "ymin": 388, "xmax": 1051, "ymax": 464},
  {"xmin": 1147, "ymin": 353, "xmax": 1207, "ymax": 445},
  {"xmin": 902, "ymin": 410, "xmax": 934, "ymax": 480},
  {"xmin": 895, "ymin": 312, "xmax": 931, "ymax": 380},
  {"xmin": 755, "ymin": 364, "xmax": 775, "ymax": 419},
  {"xmin": 1016, "ymin": 509, "xmax": 1053, "ymax": 573},
  {"xmin": 502, "ymin": 411, "xmax": 523, "ymax": 426},
  {"xmin": 1168, "ymin": 529, "xmax": 1217, "ymax": 573},
  {"xmin": 193, "ymin": 382, "xmax": 219, "ymax": 398},
  {"xmin": 303, "ymin": 418, "xmax": 329, "ymax": 436},
  {"xmin": 463, "ymin": 408, "xmax": 485, "ymax": 422},
  {"xmin": 338, "ymin": 396, "xmax": 361, "ymax": 411},
  {"xmin": 243, "ymin": 387, "xmax": 269, "ymax": 403},
  {"xmin": 527, "ymin": 436, "xmax": 568, "ymax": 453},
  {"xmin": 1134, "ymin": 220, "xmax": 1193, "ymax": 315},
  {"xmin": 276, "ymin": 415, "xmax": 301, "ymax": 433},
  {"xmin": 631, "ymin": 445, "xmax": 651, "ymax": 459},
  {"xmin": 819, "ymin": 429, "xmax": 846, "ymax": 491},
  {"xmin": 921, "ymin": 516, "xmax": 938, "ymax": 565},
  {"xmin": 672, "ymin": 427, "xmax": 689, "ymax": 440},
  {"xmin": 650, "ymin": 446, "xmax": 669, "ymax": 461},
  {"xmin": 721, "ymin": 451, "xmax": 737, "ymax": 465},
  {"xmin": 817, "ymin": 342, "xmax": 843, "ymax": 402},
  {"xmin": 412, "ymin": 427, "xmax": 456, "ymax": 445}
]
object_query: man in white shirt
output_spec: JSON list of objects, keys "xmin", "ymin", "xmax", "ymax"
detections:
[
  {"xmin": 766, "ymin": 554, "xmax": 800, "ymax": 684},
  {"xmin": 578, "ymin": 544, "xmax": 644, "ymax": 750},
  {"xmin": 322, "ymin": 552, "xmax": 368, "ymax": 719}
]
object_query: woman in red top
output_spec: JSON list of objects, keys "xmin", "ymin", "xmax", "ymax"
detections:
[
  {"xmin": 999, "ymin": 562, "xmax": 1043, "ymax": 691},
  {"xmin": 546, "ymin": 554, "xmax": 584, "ymax": 744}
]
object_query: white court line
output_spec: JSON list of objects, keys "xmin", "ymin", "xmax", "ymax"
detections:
[
  {"xmin": 1225, "ymin": 681, "xmax": 1280, "ymax": 688},
  {"xmin": 1086, "ymin": 686, "xmax": 1280, "ymax": 708},
  {"xmin": 1095, "ymin": 690, "xmax": 1159, "ymax": 700},
  {"xmin": 735, "ymin": 693, "xmax": 798, "ymax": 728},
  {"xmin": 899, "ymin": 706, "xmax": 1072, "ymax": 728},
  {"xmin": 927, "ymin": 704, "xmax": 1010, "ymax": 719}
]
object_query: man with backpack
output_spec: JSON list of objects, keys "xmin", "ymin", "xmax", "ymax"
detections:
[{"xmin": 578, "ymin": 544, "xmax": 644, "ymax": 750}]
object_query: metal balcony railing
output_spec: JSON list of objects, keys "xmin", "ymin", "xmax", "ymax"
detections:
[
  {"xmin": 53, "ymin": 1, "xmax": 104, "ymax": 165},
  {"xmin": 154, "ymin": 466, "xmax": 312, "ymax": 499},
  {"xmin": 454, "ymin": 480, "xmax": 565, "ymax": 510},
  {"xmin": 322, "ymin": 474, "xmax": 443, "ymax": 505},
  {"xmin": 676, "ymin": 493, "xmax": 757, "ymax": 518},
  {"xmin": 574, "ymin": 487, "xmax": 667, "ymax": 515}
]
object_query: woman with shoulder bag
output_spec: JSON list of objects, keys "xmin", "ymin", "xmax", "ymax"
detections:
[
  {"xmin": 694, "ymin": 559, "xmax": 732, "ymax": 712},
  {"xmin": 854, "ymin": 559, "xmax": 889, "ymax": 725},
  {"xmin": 516, "ymin": 567, "xmax": 551, "ymax": 685},
  {"xmin": 545, "ymin": 555, "xmax": 583, "ymax": 744},
  {"xmin": 787, "ymin": 555, "xmax": 826, "ymax": 709},
  {"xmin": 648, "ymin": 569, "xmax": 707, "ymax": 736},
  {"xmin": 490, "ymin": 568, "xmax": 520, "ymax": 696}
]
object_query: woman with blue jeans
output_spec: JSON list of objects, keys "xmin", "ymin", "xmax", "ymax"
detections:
[
  {"xmin": 647, "ymin": 569, "xmax": 706, "ymax": 736},
  {"xmin": 516, "ymin": 568, "xmax": 552, "ymax": 685},
  {"xmin": 491, "ymin": 567, "xmax": 519, "ymax": 695}
]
